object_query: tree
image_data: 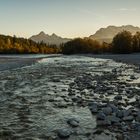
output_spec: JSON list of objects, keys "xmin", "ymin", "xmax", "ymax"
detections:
[
  {"xmin": 132, "ymin": 32, "xmax": 140, "ymax": 52},
  {"xmin": 112, "ymin": 31, "xmax": 133, "ymax": 53}
]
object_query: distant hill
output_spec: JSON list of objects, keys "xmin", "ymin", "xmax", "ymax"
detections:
[
  {"xmin": 30, "ymin": 31, "xmax": 70, "ymax": 45},
  {"xmin": 89, "ymin": 25, "xmax": 140, "ymax": 43}
]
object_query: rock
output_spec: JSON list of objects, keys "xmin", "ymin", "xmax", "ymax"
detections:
[
  {"xmin": 97, "ymin": 112, "xmax": 106, "ymax": 120},
  {"xmin": 68, "ymin": 92, "xmax": 75, "ymax": 96},
  {"xmin": 107, "ymin": 90, "xmax": 113, "ymax": 95},
  {"xmin": 130, "ymin": 75, "xmax": 137, "ymax": 80},
  {"xmin": 112, "ymin": 69, "xmax": 117, "ymax": 73},
  {"xmin": 93, "ymin": 132, "xmax": 116, "ymax": 140},
  {"xmin": 47, "ymin": 135, "xmax": 57, "ymax": 140},
  {"xmin": 88, "ymin": 102, "xmax": 98, "ymax": 113},
  {"xmin": 104, "ymin": 119, "xmax": 112, "ymax": 126},
  {"xmin": 109, "ymin": 104, "xmax": 118, "ymax": 113},
  {"xmin": 116, "ymin": 134, "xmax": 123, "ymax": 140},
  {"xmin": 64, "ymin": 98, "xmax": 71, "ymax": 102},
  {"xmin": 54, "ymin": 97, "xmax": 64, "ymax": 102},
  {"xmin": 57, "ymin": 102, "xmax": 68, "ymax": 108},
  {"xmin": 121, "ymin": 125, "xmax": 129, "ymax": 131},
  {"xmin": 90, "ymin": 107, "xmax": 98, "ymax": 114},
  {"xmin": 93, "ymin": 128, "xmax": 104, "ymax": 134},
  {"xmin": 114, "ymin": 95, "xmax": 122, "ymax": 100},
  {"xmin": 103, "ymin": 130, "xmax": 112, "ymax": 135},
  {"xmin": 123, "ymin": 116, "xmax": 134, "ymax": 121},
  {"xmin": 57, "ymin": 129, "xmax": 71, "ymax": 138},
  {"xmin": 102, "ymin": 99, "xmax": 109, "ymax": 104},
  {"xmin": 106, "ymin": 115, "xmax": 120, "ymax": 124},
  {"xmin": 67, "ymin": 118, "xmax": 79, "ymax": 127},
  {"xmin": 48, "ymin": 98, "xmax": 54, "ymax": 102},
  {"xmin": 97, "ymin": 120, "xmax": 111, "ymax": 126},
  {"xmin": 69, "ymin": 82, "xmax": 75, "ymax": 87},
  {"xmin": 136, "ymin": 96, "xmax": 140, "ymax": 101},
  {"xmin": 116, "ymin": 110, "xmax": 124, "ymax": 118},
  {"xmin": 123, "ymin": 134, "xmax": 131, "ymax": 140},
  {"xmin": 99, "ymin": 95, "xmax": 105, "ymax": 98},
  {"xmin": 71, "ymin": 97, "xmax": 78, "ymax": 102},
  {"xmin": 123, "ymin": 109, "xmax": 132, "ymax": 117},
  {"xmin": 0, "ymin": 130, "xmax": 14, "ymax": 138},
  {"xmin": 102, "ymin": 107, "xmax": 112, "ymax": 115},
  {"xmin": 61, "ymin": 88, "xmax": 67, "ymax": 92},
  {"xmin": 52, "ymin": 78, "xmax": 60, "ymax": 82},
  {"xmin": 131, "ymin": 122, "xmax": 140, "ymax": 131},
  {"xmin": 98, "ymin": 103, "xmax": 107, "ymax": 108},
  {"xmin": 136, "ymin": 111, "xmax": 140, "ymax": 121}
]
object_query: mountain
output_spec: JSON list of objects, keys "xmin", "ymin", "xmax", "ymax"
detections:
[
  {"xmin": 30, "ymin": 31, "xmax": 70, "ymax": 45},
  {"xmin": 89, "ymin": 25, "xmax": 140, "ymax": 43}
]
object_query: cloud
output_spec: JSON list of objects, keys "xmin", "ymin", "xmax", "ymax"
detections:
[{"xmin": 116, "ymin": 8, "xmax": 137, "ymax": 12}]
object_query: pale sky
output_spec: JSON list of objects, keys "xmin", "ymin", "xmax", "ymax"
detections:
[{"xmin": 0, "ymin": 0, "xmax": 140, "ymax": 38}]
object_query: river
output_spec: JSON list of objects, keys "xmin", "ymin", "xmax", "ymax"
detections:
[{"xmin": 0, "ymin": 55, "xmax": 140, "ymax": 139}]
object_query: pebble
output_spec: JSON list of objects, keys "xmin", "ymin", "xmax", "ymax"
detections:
[
  {"xmin": 123, "ymin": 116, "xmax": 134, "ymax": 121},
  {"xmin": 97, "ymin": 112, "xmax": 106, "ymax": 120},
  {"xmin": 114, "ymin": 95, "xmax": 123, "ymax": 100},
  {"xmin": 102, "ymin": 107, "xmax": 112, "ymax": 115},
  {"xmin": 67, "ymin": 118, "xmax": 79, "ymax": 127},
  {"xmin": 57, "ymin": 129, "xmax": 71, "ymax": 138}
]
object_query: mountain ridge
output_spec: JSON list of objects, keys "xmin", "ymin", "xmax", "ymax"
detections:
[
  {"xmin": 30, "ymin": 32, "xmax": 70, "ymax": 45},
  {"xmin": 89, "ymin": 25, "xmax": 140, "ymax": 43}
]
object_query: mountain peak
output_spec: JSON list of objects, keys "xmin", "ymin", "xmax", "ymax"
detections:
[
  {"xmin": 30, "ymin": 32, "xmax": 70, "ymax": 45},
  {"xmin": 39, "ymin": 31, "xmax": 46, "ymax": 36},
  {"xmin": 51, "ymin": 33, "xmax": 58, "ymax": 37}
]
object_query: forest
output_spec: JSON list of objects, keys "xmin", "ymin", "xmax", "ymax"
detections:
[
  {"xmin": 0, "ymin": 35, "xmax": 60, "ymax": 54},
  {"xmin": 62, "ymin": 31, "xmax": 140, "ymax": 54},
  {"xmin": 0, "ymin": 31, "xmax": 140, "ymax": 54}
]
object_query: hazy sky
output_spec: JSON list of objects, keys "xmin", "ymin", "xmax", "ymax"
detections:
[{"xmin": 0, "ymin": 0, "xmax": 140, "ymax": 38}]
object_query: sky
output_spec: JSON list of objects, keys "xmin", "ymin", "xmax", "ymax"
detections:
[{"xmin": 0, "ymin": 0, "xmax": 140, "ymax": 38}]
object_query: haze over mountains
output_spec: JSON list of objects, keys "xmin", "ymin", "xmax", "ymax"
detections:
[
  {"xmin": 30, "ymin": 31, "xmax": 70, "ymax": 45},
  {"xmin": 29, "ymin": 25, "xmax": 140, "ymax": 45},
  {"xmin": 90, "ymin": 25, "xmax": 140, "ymax": 43}
]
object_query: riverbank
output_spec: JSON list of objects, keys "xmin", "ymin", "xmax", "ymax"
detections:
[{"xmin": 91, "ymin": 53, "xmax": 140, "ymax": 66}]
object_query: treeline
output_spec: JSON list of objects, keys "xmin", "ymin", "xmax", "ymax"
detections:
[
  {"xmin": 61, "ymin": 38, "xmax": 111, "ymax": 54},
  {"xmin": 62, "ymin": 31, "xmax": 140, "ymax": 54},
  {"xmin": 1, "ymin": 31, "xmax": 140, "ymax": 54},
  {"xmin": 0, "ymin": 35, "xmax": 60, "ymax": 54}
]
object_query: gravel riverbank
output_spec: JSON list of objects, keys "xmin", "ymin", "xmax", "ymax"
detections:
[
  {"xmin": 0, "ymin": 55, "xmax": 140, "ymax": 140},
  {"xmin": 92, "ymin": 54, "xmax": 140, "ymax": 66}
]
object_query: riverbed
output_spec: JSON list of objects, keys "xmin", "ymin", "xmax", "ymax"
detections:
[{"xmin": 0, "ymin": 55, "xmax": 140, "ymax": 140}]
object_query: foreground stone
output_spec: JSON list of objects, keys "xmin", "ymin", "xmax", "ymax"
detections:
[{"xmin": 57, "ymin": 129, "xmax": 71, "ymax": 138}]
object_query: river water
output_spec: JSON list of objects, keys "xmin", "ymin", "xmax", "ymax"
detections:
[{"xmin": 0, "ymin": 55, "xmax": 140, "ymax": 139}]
